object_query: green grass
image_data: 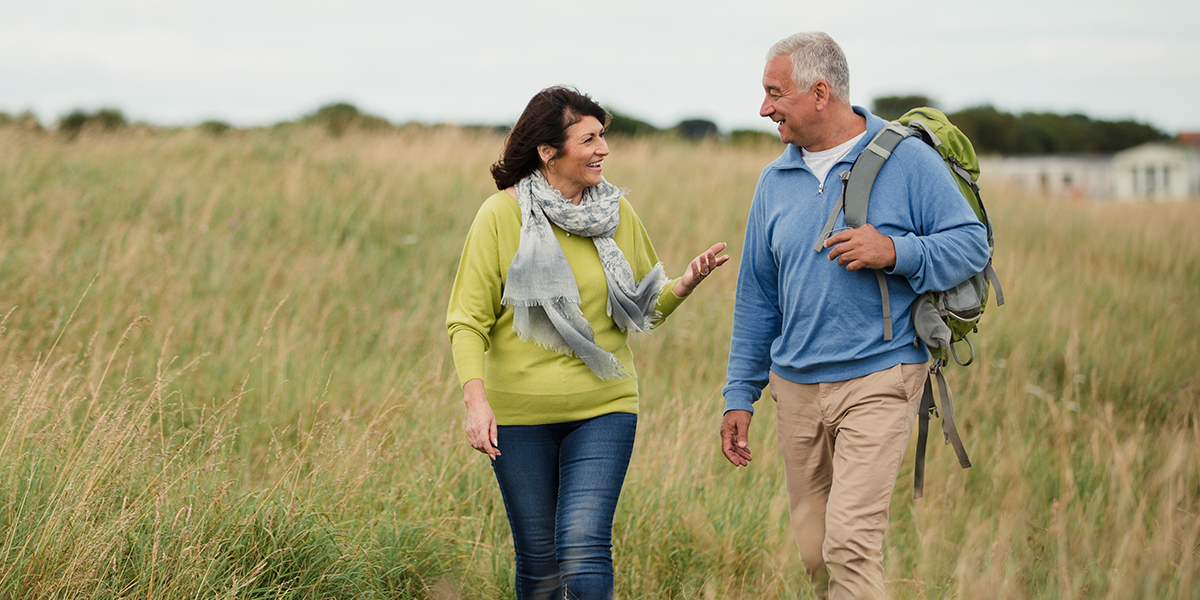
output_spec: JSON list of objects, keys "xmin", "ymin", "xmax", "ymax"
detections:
[{"xmin": 0, "ymin": 125, "xmax": 1197, "ymax": 599}]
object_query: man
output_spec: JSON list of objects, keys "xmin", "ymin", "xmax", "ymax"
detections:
[{"xmin": 720, "ymin": 32, "xmax": 990, "ymax": 599}]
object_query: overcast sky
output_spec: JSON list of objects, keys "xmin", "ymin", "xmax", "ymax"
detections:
[{"xmin": 2, "ymin": 0, "xmax": 1198, "ymax": 134}]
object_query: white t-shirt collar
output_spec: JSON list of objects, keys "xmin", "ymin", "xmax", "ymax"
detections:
[{"xmin": 801, "ymin": 131, "xmax": 867, "ymax": 186}]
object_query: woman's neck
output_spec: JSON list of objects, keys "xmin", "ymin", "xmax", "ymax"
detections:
[{"xmin": 540, "ymin": 169, "xmax": 584, "ymax": 204}]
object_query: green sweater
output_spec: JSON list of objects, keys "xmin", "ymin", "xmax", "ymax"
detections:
[{"xmin": 446, "ymin": 190, "xmax": 686, "ymax": 425}]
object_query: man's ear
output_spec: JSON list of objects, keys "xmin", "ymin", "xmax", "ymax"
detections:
[
  {"xmin": 813, "ymin": 80, "xmax": 831, "ymax": 111},
  {"xmin": 537, "ymin": 144, "xmax": 556, "ymax": 165}
]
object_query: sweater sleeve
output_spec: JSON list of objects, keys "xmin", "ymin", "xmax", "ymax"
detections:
[
  {"xmin": 722, "ymin": 180, "xmax": 780, "ymax": 414},
  {"xmin": 446, "ymin": 198, "xmax": 505, "ymax": 388},
  {"xmin": 884, "ymin": 141, "xmax": 991, "ymax": 292}
]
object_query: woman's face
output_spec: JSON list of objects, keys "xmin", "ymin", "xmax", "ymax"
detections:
[{"xmin": 544, "ymin": 115, "xmax": 609, "ymax": 195}]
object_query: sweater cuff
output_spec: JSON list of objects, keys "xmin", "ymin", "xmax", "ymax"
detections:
[
  {"xmin": 449, "ymin": 328, "xmax": 487, "ymax": 387},
  {"xmin": 654, "ymin": 278, "xmax": 687, "ymax": 321},
  {"xmin": 722, "ymin": 388, "xmax": 758, "ymax": 415},
  {"xmin": 885, "ymin": 233, "xmax": 918, "ymax": 277}
]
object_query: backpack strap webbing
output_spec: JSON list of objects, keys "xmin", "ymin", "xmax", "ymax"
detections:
[
  {"xmin": 948, "ymin": 158, "xmax": 974, "ymax": 189},
  {"xmin": 913, "ymin": 361, "xmax": 972, "ymax": 499},
  {"xmin": 814, "ymin": 181, "xmax": 894, "ymax": 341},
  {"xmin": 843, "ymin": 123, "xmax": 912, "ymax": 341},
  {"xmin": 813, "ymin": 124, "xmax": 913, "ymax": 341},
  {"xmin": 875, "ymin": 270, "xmax": 892, "ymax": 341},
  {"xmin": 985, "ymin": 261, "xmax": 1005, "ymax": 306},
  {"xmin": 816, "ymin": 125, "xmax": 915, "ymax": 250},
  {"xmin": 913, "ymin": 374, "xmax": 936, "ymax": 499},
  {"xmin": 935, "ymin": 364, "xmax": 972, "ymax": 469},
  {"xmin": 843, "ymin": 123, "xmax": 914, "ymax": 229},
  {"xmin": 908, "ymin": 118, "xmax": 943, "ymax": 148}
]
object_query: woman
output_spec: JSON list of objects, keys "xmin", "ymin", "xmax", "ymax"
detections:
[{"xmin": 446, "ymin": 86, "xmax": 727, "ymax": 600}]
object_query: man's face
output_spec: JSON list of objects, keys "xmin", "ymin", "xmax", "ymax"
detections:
[{"xmin": 760, "ymin": 54, "xmax": 817, "ymax": 148}]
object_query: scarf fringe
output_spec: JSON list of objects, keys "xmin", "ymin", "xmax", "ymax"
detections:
[
  {"xmin": 501, "ymin": 296, "xmax": 580, "ymax": 309},
  {"xmin": 612, "ymin": 262, "xmax": 670, "ymax": 337},
  {"xmin": 508, "ymin": 323, "xmax": 630, "ymax": 381},
  {"xmin": 626, "ymin": 308, "xmax": 665, "ymax": 340},
  {"xmin": 593, "ymin": 356, "xmax": 629, "ymax": 381},
  {"xmin": 509, "ymin": 326, "xmax": 576, "ymax": 358}
]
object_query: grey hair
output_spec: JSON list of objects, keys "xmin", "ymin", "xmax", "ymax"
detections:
[{"xmin": 766, "ymin": 32, "xmax": 850, "ymax": 102}]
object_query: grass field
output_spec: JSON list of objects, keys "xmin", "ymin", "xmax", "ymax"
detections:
[{"xmin": 0, "ymin": 124, "xmax": 1197, "ymax": 599}]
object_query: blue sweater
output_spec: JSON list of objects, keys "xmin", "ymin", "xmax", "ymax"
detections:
[{"xmin": 722, "ymin": 107, "xmax": 990, "ymax": 414}]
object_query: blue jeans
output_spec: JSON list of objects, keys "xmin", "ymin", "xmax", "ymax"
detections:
[{"xmin": 491, "ymin": 412, "xmax": 637, "ymax": 600}]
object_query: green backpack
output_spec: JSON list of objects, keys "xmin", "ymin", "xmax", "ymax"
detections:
[{"xmin": 816, "ymin": 107, "xmax": 1005, "ymax": 498}]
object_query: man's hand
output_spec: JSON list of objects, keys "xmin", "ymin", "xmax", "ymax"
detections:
[
  {"xmin": 721, "ymin": 410, "xmax": 754, "ymax": 466},
  {"xmin": 824, "ymin": 224, "xmax": 896, "ymax": 271}
]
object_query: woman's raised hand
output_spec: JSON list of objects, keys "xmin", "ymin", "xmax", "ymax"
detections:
[
  {"xmin": 674, "ymin": 242, "xmax": 730, "ymax": 297},
  {"xmin": 463, "ymin": 379, "xmax": 500, "ymax": 459}
]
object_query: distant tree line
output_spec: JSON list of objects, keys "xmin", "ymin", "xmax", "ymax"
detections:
[
  {"xmin": 872, "ymin": 95, "xmax": 1170, "ymax": 155},
  {"xmin": 0, "ymin": 102, "xmax": 762, "ymax": 143},
  {"xmin": 0, "ymin": 104, "xmax": 397, "ymax": 139},
  {"xmin": 607, "ymin": 111, "xmax": 762, "ymax": 143},
  {"xmin": 0, "ymin": 99, "xmax": 1174, "ymax": 154},
  {"xmin": 0, "ymin": 110, "xmax": 43, "ymax": 132},
  {"xmin": 298, "ymin": 103, "xmax": 391, "ymax": 136}
]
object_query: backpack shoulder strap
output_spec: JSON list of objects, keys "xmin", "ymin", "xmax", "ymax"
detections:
[
  {"xmin": 839, "ymin": 123, "xmax": 915, "ymax": 341},
  {"xmin": 814, "ymin": 122, "xmax": 917, "ymax": 250},
  {"xmin": 843, "ymin": 122, "xmax": 915, "ymax": 228}
]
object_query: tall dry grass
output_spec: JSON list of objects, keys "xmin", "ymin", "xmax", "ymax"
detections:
[{"xmin": 0, "ymin": 124, "xmax": 1197, "ymax": 599}]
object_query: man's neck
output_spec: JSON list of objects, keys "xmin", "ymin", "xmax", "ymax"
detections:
[{"xmin": 806, "ymin": 104, "xmax": 867, "ymax": 152}]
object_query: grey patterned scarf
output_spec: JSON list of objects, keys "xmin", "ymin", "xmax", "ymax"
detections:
[{"xmin": 502, "ymin": 171, "xmax": 669, "ymax": 380}]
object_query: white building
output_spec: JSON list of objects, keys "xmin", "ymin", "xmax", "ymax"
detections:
[
  {"xmin": 979, "ymin": 155, "xmax": 1113, "ymax": 200},
  {"xmin": 1111, "ymin": 143, "xmax": 1200, "ymax": 201}
]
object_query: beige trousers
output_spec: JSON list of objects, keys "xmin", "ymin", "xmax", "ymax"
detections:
[{"xmin": 770, "ymin": 363, "xmax": 926, "ymax": 600}]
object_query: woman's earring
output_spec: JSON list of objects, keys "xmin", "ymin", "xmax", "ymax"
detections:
[{"xmin": 549, "ymin": 160, "xmax": 555, "ymax": 166}]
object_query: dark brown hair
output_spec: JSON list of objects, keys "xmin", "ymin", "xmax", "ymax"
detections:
[{"xmin": 491, "ymin": 86, "xmax": 610, "ymax": 190}]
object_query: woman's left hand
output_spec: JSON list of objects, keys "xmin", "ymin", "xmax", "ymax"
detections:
[{"xmin": 674, "ymin": 242, "xmax": 730, "ymax": 297}]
